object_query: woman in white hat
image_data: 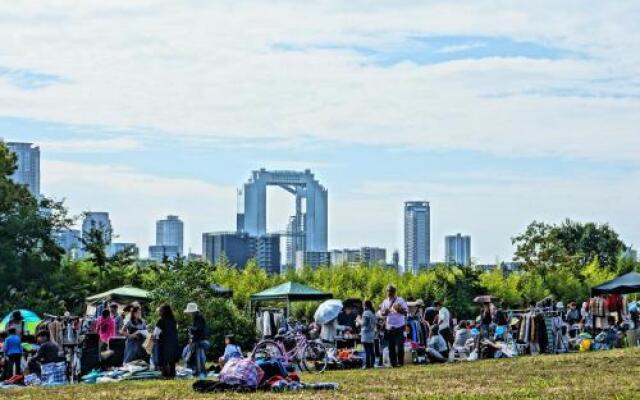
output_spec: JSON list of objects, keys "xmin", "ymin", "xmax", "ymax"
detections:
[{"xmin": 184, "ymin": 303, "xmax": 209, "ymax": 379}]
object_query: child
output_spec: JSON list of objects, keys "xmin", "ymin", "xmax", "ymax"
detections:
[
  {"xmin": 219, "ymin": 335, "xmax": 242, "ymax": 365},
  {"xmin": 4, "ymin": 327, "xmax": 23, "ymax": 376}
]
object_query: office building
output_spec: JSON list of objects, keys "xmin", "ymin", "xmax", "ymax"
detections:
[
  {"xmin": 6, "ymin": 142, "xmax": 40, "ymax": 198},
  {"xmin": 156, "ymin": 215, "xmax": 184, "ymax": 256},
  {"xmin": 239, "ymin": 169, "xmax": 328, "ymax": 254},
  {"xmin": 404, "ymin": 201, "xmax": 430, "ymax": 273},
  {"xmin": 330, "ymin": 249, "xmax": 361, "ymax": 266},
  {"xmin": 54, "ymin": 229, "xmax": 83, "ymax": 259},
  {"xmin": 295, "ymin": 251, "xmax": 330, "ymax": 271},
  {"xmin": 108, "ymin": 243, "xmax": 139, "ymax": 258},
  {"xmin": 445, "ymin": 233, "xmax": 471, "ymax": 266},
  {"xmin": 255, "ymin": 234, "xmax": 281, "ymax": 274},
  {"xmin": 149, "ymin": 244, "xmax": 179, "ymax": 261},
  {"xmin": 360, "ymin": 247, "xmax": 386, "ymax": 266},
  {"xmin": 202, "ymin": 232, "xmax": 253, "ymax": 269},
  {"xmin": 82, "ymin": 212, "xmax": 112, "ymax": 244}
]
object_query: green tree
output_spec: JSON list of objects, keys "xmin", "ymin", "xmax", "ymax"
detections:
[
  {"xmin": 513, "ymin": 219, "xmax": 626, "ymax": 273},
  {"xmin": 0, "ymin": 142, "xmax": 72, "ymax": 311}
]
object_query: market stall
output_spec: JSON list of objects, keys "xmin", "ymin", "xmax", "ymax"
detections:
[
  {"xmin": 250, "ymin": 282, "xmax": 332, "ymax": 337},
  {"xmin": 85, "ymin": 286, "xmax": 151, "ymax": 317}
]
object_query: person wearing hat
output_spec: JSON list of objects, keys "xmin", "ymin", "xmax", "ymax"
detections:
[
  {"xmin": 185, "ymin": 303, "xmax": 209, "ymax": 378},
  {"xmin": 379, "ymin": 284, "xmax": 408, "ymax": 368}
]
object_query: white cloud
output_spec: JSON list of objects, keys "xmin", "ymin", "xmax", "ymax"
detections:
[
  {"xmin": 0, "ymin": 1, "xmax": 637, "ymax": 161},
  {"xmin": 38, "ymin": 137, "xmax": 141, "ymax": 153},
  {"xmin": 41, "ymin": 159, "xmax": 237, "ymax": 256}
]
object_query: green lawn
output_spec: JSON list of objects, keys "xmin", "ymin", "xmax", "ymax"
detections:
[{"xmin": 3, "ymin": 348, "xmax": 640, "ymax": 400}]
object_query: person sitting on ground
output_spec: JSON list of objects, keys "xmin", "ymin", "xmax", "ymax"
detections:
[
  {"xmin": 4, "ymin": 327, "xmax": 23, "ymax": 377},
  {"xmin": 453, "ymin": 320, "xmax": 472, "ymax": 353},
  {"xmin": 27, "ymin": 331, "xmax": 62, "ymax": 377},
  {"xmin": 426, "ymin": 325, "xmax": 449, "ymax": 363},
  {"xmin": 219, "ymin": 335, "xmax": 242, "ymax": 366}
]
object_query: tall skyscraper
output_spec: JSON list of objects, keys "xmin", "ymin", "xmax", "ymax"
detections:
[
  {"xmin": 6, "ymin": 142, "xmax": 40, "ymax": 198},
  {"xmin": 445, "ymin": 233, "xmax": 471, "ymax": 266},
  {"xmin": 239, "ymin": 169, "xmax": 328, "ymax": 253},
  {"xmin": 156, "ymin": 215, "xmax": 184, "ymax": 256},
  {"xmin": 404, "ymin": 201, "xmax": 430, "ymax": 273},
  {"xmin": 82, "ymin": 212, "xmax": 112, "ymax": 244}
]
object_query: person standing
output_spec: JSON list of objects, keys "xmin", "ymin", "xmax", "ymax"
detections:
[
  {"xmin": 358, "ymin": 300, "xmax": 377, "ymax": 369},
  {"xmin": 379, "ymin": 284, "xmax": 408, "ymax": 368},
  {"xmin": 4, "ymin": 327, "xmax": 22, "ymax": 376},
  {"xmin": 185, "ymin": 303, "xmax": 209, "ymax": 379},
  {"xmin": 435, "ymin": 301, "xmax": 454, "ymax": 347},
  {"xmin": 154, "ymin": 304, "xmax": 179, "ymax": 379},
  {"xmin": 95, "ymin": 309, "xmax": 116, "ymax": 350}
]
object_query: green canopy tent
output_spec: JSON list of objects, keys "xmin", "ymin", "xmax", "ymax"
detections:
[
  {"xmin": 85, "ymin": 286, "xmax": 151, "ymax": 316},
  {"xmin": 250, "ymin": 281, "xmax": 333, "ymax": 319}
]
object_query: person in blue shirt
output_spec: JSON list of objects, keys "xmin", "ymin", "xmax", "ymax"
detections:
[
  {"xmin": 219, "ymin": 334, "xmax": 242, "ymax": 366},
  {"xmin": 426, "ymin": 325, "xmax": 449, "ymax": 363},
  {"xmin": 4, "ymin": 327, "xmax": 23, "ymax": 376}
]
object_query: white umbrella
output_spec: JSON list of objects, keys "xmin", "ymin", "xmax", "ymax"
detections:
[{"xmin": 314, "ymin": 299, "xmax": 343, "ymax": 325}]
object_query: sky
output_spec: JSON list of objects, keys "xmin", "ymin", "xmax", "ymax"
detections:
[{"xmin": 1, "ymin": 1, "xmax": 639, "ymax": 264}]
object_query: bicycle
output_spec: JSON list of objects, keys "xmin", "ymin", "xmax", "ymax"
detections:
[{"xmin": 251, "ymin": 326, "xmax": 328, "ymax": 373}]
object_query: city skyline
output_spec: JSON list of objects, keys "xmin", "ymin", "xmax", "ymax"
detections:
[{"xmin": 2, "ymin": 2, "xmax": 639, "ymax": 264}]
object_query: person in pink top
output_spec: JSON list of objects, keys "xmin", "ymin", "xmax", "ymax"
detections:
[{"xmin": 95, "ymin": 309, "xmax": 116, "ymax": 348}]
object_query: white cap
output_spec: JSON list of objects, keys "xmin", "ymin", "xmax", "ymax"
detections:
[{"xmin": 184, "ymin": 303, "xmax": 199, "ymax": 313}]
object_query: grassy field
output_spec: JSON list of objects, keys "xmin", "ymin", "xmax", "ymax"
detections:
[{"xmin": 2, "ymin": 348, "xmax": 640, "ymax": 400}]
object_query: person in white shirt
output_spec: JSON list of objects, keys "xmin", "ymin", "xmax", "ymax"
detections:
[{"xmin": 435, "ymin": 301, "xmax": 454, "ymax": 347}]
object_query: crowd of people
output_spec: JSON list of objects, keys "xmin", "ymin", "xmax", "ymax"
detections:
[{"xmin": 0, "ymin": 283, "xmax": 637, "ymax": 387}]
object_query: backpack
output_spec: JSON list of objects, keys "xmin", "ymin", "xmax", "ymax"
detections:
[{"xmin": 219, "ymin": 358, "xmax": 264, "ymax": 389}]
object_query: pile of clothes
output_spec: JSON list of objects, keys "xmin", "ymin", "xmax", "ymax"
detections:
[
  {"xmin": 0, "ymin": 361, "xmax": 67, "ymax": 389},
  {"xmin": 80, "ymin": 360, "xmax": 191, "ymax": 384},
  {"xmin": 193, "ymin": 358, "xmax": 338, "ymax": 393}
]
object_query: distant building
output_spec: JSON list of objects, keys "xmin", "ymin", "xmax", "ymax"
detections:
[
  {"xmin": 149, "ymin": 244, "xmax": 179, "ymax": 262},
  {"xmin": 286, "ymin": 215, "xmax": 305, "ymax": 267},
  {"xmin": 330, "ymin": 249, "xmax": 361, "ymax": 266},
  {"xmin": 82, "ymin": 212, "xmax": 112, "ymax": 244},
  {"xmin": 255, "ymin": 234, "xmax": 281, "ymax": 274},
  {"xmin": 6, "ymin": 142, "xmax": 40, "ymax": 198},
  {"xmin": 445, "ymin": 233, "xmax": 471, "ymax": 266},
  {"xmin": 156, "ymin": 215, "xmax": 184, "ymax": 256},
  {"xmin": 54, "ymin": 229, "xmax": 82, "ymax": 259},
  {"xmin": 392, "ymin": 250, "xmax": 400, "ymax": 270},
  {"xmin": 296, "ymin": 251, "xmax": 330, "ymax": 271},
  {"xmin": 108, "ymin": 243, "xmax": 139, "ymax": 258},
  {"xmin": 202, "ymin": 232, "xmax": 253, "ymax": 268},
  {"xmin": 360, "ymin": 247, "xmax": 386, "ymax": 266},
  {"xmin": 404, "ymin": 201, "xmax": 430, "ymax": 273}
]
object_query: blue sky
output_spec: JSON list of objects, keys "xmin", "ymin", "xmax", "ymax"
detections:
[{"xmin": 2, "ymin": 2, "xmax": 639, "ymax": 263}]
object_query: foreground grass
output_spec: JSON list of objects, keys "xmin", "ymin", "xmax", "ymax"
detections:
[{"xmin": 3, "ymin": 348, "xmax": 640, "ymax": 400}]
